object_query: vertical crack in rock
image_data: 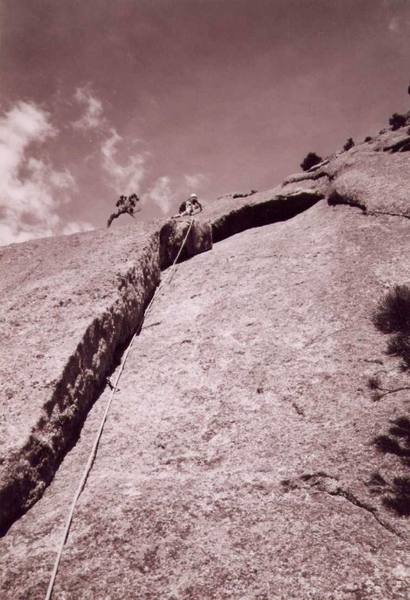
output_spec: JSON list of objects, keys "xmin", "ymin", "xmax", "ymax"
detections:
[
  {"xmin": 0, "ymin": 218, "xmax": 213, "ymax": 535},
  {"xmin": 0, "ymin": 235, "xmax": 161, "ymax": 535},
  {"xmin": 0, "ymin": 196, "xmax": 327, "ymax": 535},
  {"xmin": 159, "ymin": 219, "xmax": 213, "ymax": 269}
]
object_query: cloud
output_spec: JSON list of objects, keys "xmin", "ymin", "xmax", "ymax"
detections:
[
  {"xmin": 101, "ymin": 128, "xmax": 146, "ymax": 195},
  {"xmin": 61, "ymin": 221, "xmax": 93, "ymax": 235},
  {"xmin": 73, "ymin": 85, "xmax": 104, "ymax": 130},
  {"xmin": 0, "ymin": 101, "xmax": 92, "ymax": 246},
  {"xmin": 184, "ymin": 173, "xmax": 207, "ymax": 191},
  {"xmin": 143, "ymin": 173, "xmax": 207, "ymax": 215},
  {"xmin": 72, "ymin": 90, "xmax": 146, "ymax": 196},
  {"xmin": 144, "ymin": 176, "xmax": 173, "ymax": 214}
]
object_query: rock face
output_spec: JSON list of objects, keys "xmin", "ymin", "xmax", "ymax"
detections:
[{"xmin": 1, "ymin": 116, "xmax": 410, "ymax": 598}]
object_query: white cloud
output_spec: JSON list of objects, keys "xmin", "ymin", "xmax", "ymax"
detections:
[
  {"xmin": 101, "ymin": 128, "xmax": 146, "ymax": 195},
  {"xmin": 388, "ymin": 16, "xmax": 399, "ymax": 31},
  {"xmin": 144, "ymin": 176, "xmax": 173, "ymax": 214},
  {"xmin": 61, "ymin": 221, "xmax": 93, "ymax": 235},
  {"xmin": 0, "ymin": 101, "xmax": 91, "ymax": 246},
  {"xmin": 73, "ymin": 85, "xmax": 104, "ymax": 130},
  {"xmin": 73, "ymin": 86, "xmax": 146, "ymax": 195},
  {"xmin": 48, "ymin": 165, "xmax": 76, "ymax": 190},
  {"xmin": 143, "ymin": 173, "xmax": 207, "ymax": 215},
  {"xmin": 184, "ymin": 173, "xmax": 207, "ymax": 190}
]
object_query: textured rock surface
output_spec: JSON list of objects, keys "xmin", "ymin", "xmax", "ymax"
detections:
[
  {"xmin": 0, "ymin": 223, "xmax": 161, "ymax": 533},
  {"xmin": 0, "ymin": 186, "xmax": 326, "ymax": 535},
  {"xmin": 1, "ymin": 120, "xmax": 410, "ymax": 598}
]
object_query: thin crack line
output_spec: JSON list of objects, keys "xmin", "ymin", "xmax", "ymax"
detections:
[
  {"xmin": 368, "ymin": 210, "xmax": 410, "ymax": 221},
  {"xmin": 325, "ymin": 488, "xmax": 401, "ymax": 538}
]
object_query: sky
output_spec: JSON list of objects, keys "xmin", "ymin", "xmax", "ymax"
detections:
[{"xmin": 0, "ymin": 0, "xmax": 409, "ymax": 245}]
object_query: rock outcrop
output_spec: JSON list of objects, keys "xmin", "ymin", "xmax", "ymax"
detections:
[{"xmin": 0, "ymin": 114, "xmax": 409, "ymax": 599}]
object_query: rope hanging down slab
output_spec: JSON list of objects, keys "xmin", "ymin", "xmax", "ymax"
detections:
[{"xmin": 44, "ymin": 218, "xmax": 194, "ymax": 600}]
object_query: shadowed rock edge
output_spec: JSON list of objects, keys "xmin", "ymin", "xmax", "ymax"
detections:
[{"xmin": 211, "ymin": 192, "xmax": 323, "ymax": 243}]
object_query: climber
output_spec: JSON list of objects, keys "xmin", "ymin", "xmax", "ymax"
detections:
[
  {"xmin": 174, "ymin": 193, "xmax": 203, "ymax": 218},
  {"xmin": 107, "ymin": 193, "xmax": 140, "ymax": 228}
]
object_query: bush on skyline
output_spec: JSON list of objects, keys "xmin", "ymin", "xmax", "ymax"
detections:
[
  {"xmin": 389, "ymin": 113, "xmax": 407, "ymax": 131},
  {"xmin": 343, "ymin": 137, "xmax": 355, "ymax": 151},
  {"xmin": 300, "ymin": 152, "xmax": 323, "ymax": 172}
]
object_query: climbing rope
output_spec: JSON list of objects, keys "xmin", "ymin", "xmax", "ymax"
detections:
[{"xmin": 44, "ymin": 217, "xmax": 194, "ymax": 600}]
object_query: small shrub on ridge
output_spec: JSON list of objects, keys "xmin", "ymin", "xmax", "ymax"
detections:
[
  {"xmin": 343, "ymin": 137, "xmax": 355, "ymax": 151},
  {"xmin": 389, "ymin": 113, "xmax": 407, "ymax": 131},
  {"xmin": 300, "ymin": 152, "xmax": 323, "ymax": 172}
]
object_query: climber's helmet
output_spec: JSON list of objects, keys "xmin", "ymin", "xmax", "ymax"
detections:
[{"xmin": 189, "ymin": 193, "xmax": 198, "ymax": 201}]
